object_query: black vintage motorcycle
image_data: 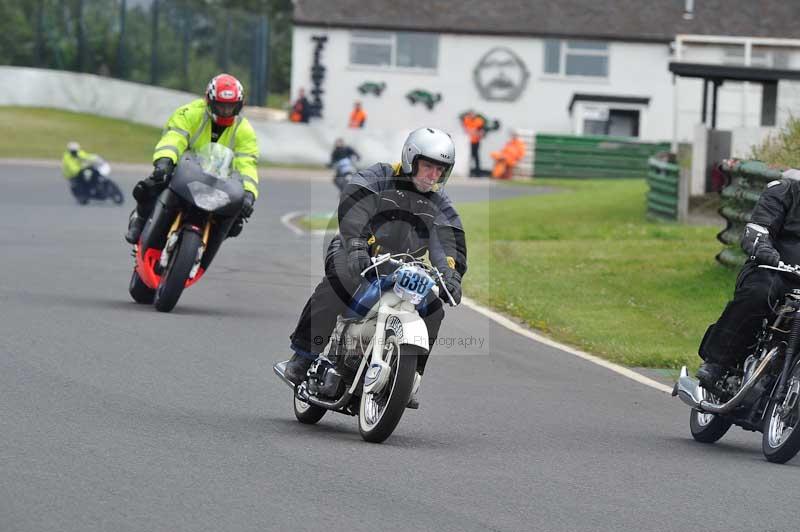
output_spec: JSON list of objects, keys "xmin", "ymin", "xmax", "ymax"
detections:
[
  {"xmin": 128, "ymin": 143, "xmax": 246, "ymax": 312},
  {"xmin": 674, "ymin": 263, "xmax": 800, "ymax": 463}
]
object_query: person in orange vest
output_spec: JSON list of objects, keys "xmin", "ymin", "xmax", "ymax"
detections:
[
  {"xmin": 490, "ymin": 130, "xmax": 527, "ymax": 180},
  {"xmin": 461, "ymin": 111, "xmax": 485, "ymax": 177},
  {"xmin": 348, "ymin": 101, "xmax": 367, "ymax": 128},
  {"xmin": 290, "ymin": 88, "xmax": 310, "ymax": 123}
]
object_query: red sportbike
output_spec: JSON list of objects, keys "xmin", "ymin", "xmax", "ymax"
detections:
[{"xmin": 129, "ymin": 144, "xmax": 246, "ymax": 312}]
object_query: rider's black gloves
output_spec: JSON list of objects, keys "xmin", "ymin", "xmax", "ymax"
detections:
[
  {"xmin": 151, "ymin": 157, "xmax": 175, "ymax": 182},
  {"xmin": 754, "ymin": 244, "xmax": 781, "ymax": 267},
  {"xmin": 742, "ymin": 223, "xmax": 780, "ymax": 267},
  {"xmin": 440, "ymin": 268, "xmax": 462, "ymax": 305},
  {"xmin": 347, "ymin": 238, "xmax": 372, "ymax": 281},
  {"xmin": 241, "ymin": 191, "xmax": 255, "ymax": 219}
]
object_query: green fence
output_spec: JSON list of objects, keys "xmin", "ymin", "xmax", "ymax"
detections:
[
  {"xmin": 533, "ymin": 134, "xmax": 670, "ymax": 178},
  {"xmin": 646, "ymin": 157, "xmax": 680, "ymax": 220},
  {"xmin": 716, "ymin": 159, "xmax": 785, "ymax": 267}
]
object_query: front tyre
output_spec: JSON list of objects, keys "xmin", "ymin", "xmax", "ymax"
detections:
[
  {"xmin": 689, "ymin": 408, "xmax": 731, "ymax": 443},
  {"xmin": 129, "ymin": 269, "xmax": 155, "ymax": 304},
  {"xmin": 154, "ymin": 229, "xmax": 201, "ymax": 312},
  {"xmin": 358, "ymin": 332, "xmax": 420, "ymax": 443},
  {"xmin": 762, "ymin": 363, "xmax": 800, "ymax": 463},
  {"xmin": 293, "ymin": 394, "xmax": 327, "ymax": 424},
  {"xmin": 106, "ymin": 180, "xmax": 124, "ymax": 205}
]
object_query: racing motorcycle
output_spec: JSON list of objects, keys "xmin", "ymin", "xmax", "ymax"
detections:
[
  {"xmin": 72, "ymin": 157, "xmax": 124, "ymax": 205},
  {"xmin": 274, "ymin": 253, "xmax": 457, "ymax": 443},
  {"xmin": 128, "ymin": 143, "xmax": 246, "ymax": 312},
  {"xmin": 674, "ymin": 263, "xmax": 800, "ymax": 463}
]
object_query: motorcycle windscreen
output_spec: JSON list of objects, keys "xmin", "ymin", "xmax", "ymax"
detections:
[{"xmin": 170, "ymin": 145, "xmax": 245, "ymax": 216}]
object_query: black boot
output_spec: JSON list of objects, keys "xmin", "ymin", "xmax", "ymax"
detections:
[
  {"xmin": 125, "ymin": 209, "xmax": 146, "ymax": 244},
  {"xmin": 284, "ymin": 353, "xmax": 314, "ymax": 385},
  {"xmin": 696, "ymin": 362, "xmax": 727, "ymax": 389}
]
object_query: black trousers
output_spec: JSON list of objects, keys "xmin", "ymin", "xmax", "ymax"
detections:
[
  {"xmin": 701, "ymin": 263, "xmax": 799, "ymax": 366},
  {"xmin": 289, "ymin": 247, "xmax": 444, "ymax": 374},
  {"xmin": 470, "ymin": 142, "xmax": 481, "ymax": 174}
]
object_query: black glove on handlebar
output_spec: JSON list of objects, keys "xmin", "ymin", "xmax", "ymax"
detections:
[
  {"xmin": 347, "ymin": 238, "xmax": 372, "ymax": 281},
  {"xmin": 754, "ymin": 244, "xmax": 781, "ymax": 267},
  {"xmin": 440, "ymin": 268, "xmax": 462, "ymax": 305},
  {"xmin": 241, "ymin": 191, "xmax": 255, "ymax": 219},
  {"xmin": 151, "ymin": 157, "xmax": 175, "ymax": 183}
]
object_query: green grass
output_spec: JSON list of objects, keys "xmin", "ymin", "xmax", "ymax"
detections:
[
  {"xmin": 0, "ymin": 106, "xmax": 159, "ymax": 162},
  {"xmin": 295, "ymin": 211, "xmax": 337, "ymax": 231},
  {"xmin": 460, "ymin": 178, "xmax": 734, "ymax": 370}
]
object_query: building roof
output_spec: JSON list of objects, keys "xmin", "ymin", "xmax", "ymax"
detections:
[
  {"xmin": 293, "ymin": 0, "xmax": 800, "ymax": 43},
  {"xmin": 669, "ymin": 62, "xmax": 800, "ymax": 83}
]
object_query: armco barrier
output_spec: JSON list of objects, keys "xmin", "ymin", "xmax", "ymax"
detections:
[
  {"xmin": 533, "ymin": 134, "xmax": 670, "ymax": 178},
  {"xmin": 716, "ymin": 159, "xmax": 785, "ymax": 267},
  {"xmin": 646, "ymin": 157, "xmax": 680, "ymax": 220}
]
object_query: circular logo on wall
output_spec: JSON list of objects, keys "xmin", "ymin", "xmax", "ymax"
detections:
[{"xmin": 473, "ymin": 47, "xmax": 530, "ymax": 102}]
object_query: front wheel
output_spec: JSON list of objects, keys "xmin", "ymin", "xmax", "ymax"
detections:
[
  {"xmin": 358, "ymin": 332, "xmax": 421, "ymax": 443},
  {"xmin": 762, "ymin": 363, "xmax": 800, "ymax": 463},
  {"xmin": 106, "ymin": 180, "xmax": 124, "ymax": 205},
  {"xmin": 293, "ymin": 395, "xmax": 327, "ymax": 424},
  {"xmin": 689, "ymin": 408, "xmax": 731, "ymax": 443},
  {"xmin": 154, "ymin": 229, "xmax": 201, "ymax": 312},
  {"xmin": 129, "ymin": 269, "xmax": 155, "ymax": 304}
]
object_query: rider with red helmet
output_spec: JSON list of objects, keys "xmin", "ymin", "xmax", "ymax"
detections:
[{"xmin": 125, "ymin": 73, "xmax": 260, "ymax": 244}]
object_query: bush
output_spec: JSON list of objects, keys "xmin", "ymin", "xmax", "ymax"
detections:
[{"xmin": 751, "ymin": 116, "xmax": 800, "ymax": 168}]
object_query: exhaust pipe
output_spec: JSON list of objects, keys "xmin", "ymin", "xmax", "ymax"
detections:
[{"xmin": 672, "ymin": 347, "xmax": 779, "ymax": 414}]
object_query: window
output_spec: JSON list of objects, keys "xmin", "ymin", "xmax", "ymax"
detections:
[
  {"xmin": 350, "ymin": 30, "xmax": 438, "ymax": 69},
  {"xmin": 544, "ymin": 39, "xmax": 609, "ymax": 78}
]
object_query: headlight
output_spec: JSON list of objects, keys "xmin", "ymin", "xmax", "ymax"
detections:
[{"xmin": 187, "ymin": 181, "xmax": 231, "ymax": 211}]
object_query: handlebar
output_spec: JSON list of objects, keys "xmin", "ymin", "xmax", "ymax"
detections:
[
  {"xmin": 758, "ymin": 262, "xmax": 800, "ymax": 275},
  {"xmin": 361, "ymin": 252, "xmax": 457, "ymax": 307}
]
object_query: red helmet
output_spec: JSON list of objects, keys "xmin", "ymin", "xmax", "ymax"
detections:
[{"xmin": 206, "ymin": 73, "xmax": 244, "ymax": 127}]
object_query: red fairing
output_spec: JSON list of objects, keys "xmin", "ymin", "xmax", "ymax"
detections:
[
  {"xmin": 135, "ymin": 245, "xmax": 206, "ymax": 289},
  {"xmin": 136, "ymin": 245, "xmax": 163, "ymax": 289}
]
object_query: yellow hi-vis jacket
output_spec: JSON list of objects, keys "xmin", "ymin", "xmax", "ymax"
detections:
[
  {"xmin": 61, "ymin": 149, "xmax": 97, "ymax": 179},
  {"xmin": 152, "ymin": 99, "xmax": 260, "ymax": 199}
]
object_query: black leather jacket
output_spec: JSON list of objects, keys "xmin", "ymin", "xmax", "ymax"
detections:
[
  {"xmin": 327, "ymin": 162, "xmax": 467, "ymax": 277},
  {"xmin": 746, "ymin": 178, "xmax": 800, "ymax": 266}
]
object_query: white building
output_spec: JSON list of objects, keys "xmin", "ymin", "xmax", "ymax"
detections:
[{"xmin": 291, "ymin": 0, "xmax": 800, "ymax": 160}]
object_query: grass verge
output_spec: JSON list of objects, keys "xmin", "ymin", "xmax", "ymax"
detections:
[{"xmin": 460, "ymin": 178, "xmax": 732, "ymax": 370}]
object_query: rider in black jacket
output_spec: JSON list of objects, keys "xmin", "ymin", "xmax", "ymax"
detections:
[
  {"xmin": 698, "ymin": 174, "xmax": 800, "ymax": 387},
  {"xmin": 281, "ymin": 127, "xmax": 467, "ymax": 408}
]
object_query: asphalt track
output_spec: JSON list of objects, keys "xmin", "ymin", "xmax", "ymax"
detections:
[{"xmin": 1, "ymin": 161, "xmax": 797, "ymax": 532}]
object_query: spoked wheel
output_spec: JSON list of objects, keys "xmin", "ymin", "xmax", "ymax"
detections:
[
  {"xmin": 129, "ymin": 269, "xmax": 155, "ymax": 304},
  {"xmin": 293, "ymin": 394, "xmax": 327, "ymax": 424},
  {"xmin": 154, "ymin": 230, "xmax": 201, "ymax": 313},
  {"xmin": 689, "ymin": 386, "xmax": 732, "ymax": 443},
  {"xmin": 358, "ymin": 332, "xmax": 420, "ymax": 443},
  {"xmin": 763, "ymin": 363, "xmax": 800, "ymax": 463}
]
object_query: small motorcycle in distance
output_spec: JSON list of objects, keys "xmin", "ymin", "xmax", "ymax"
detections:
[
  {"xmin": 72, "ymin": 158, "xmax": 124, "ymax": 205},
  {"xmin": 332, "ymin": 156, "xmax": 357, "ymax": 193}
]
